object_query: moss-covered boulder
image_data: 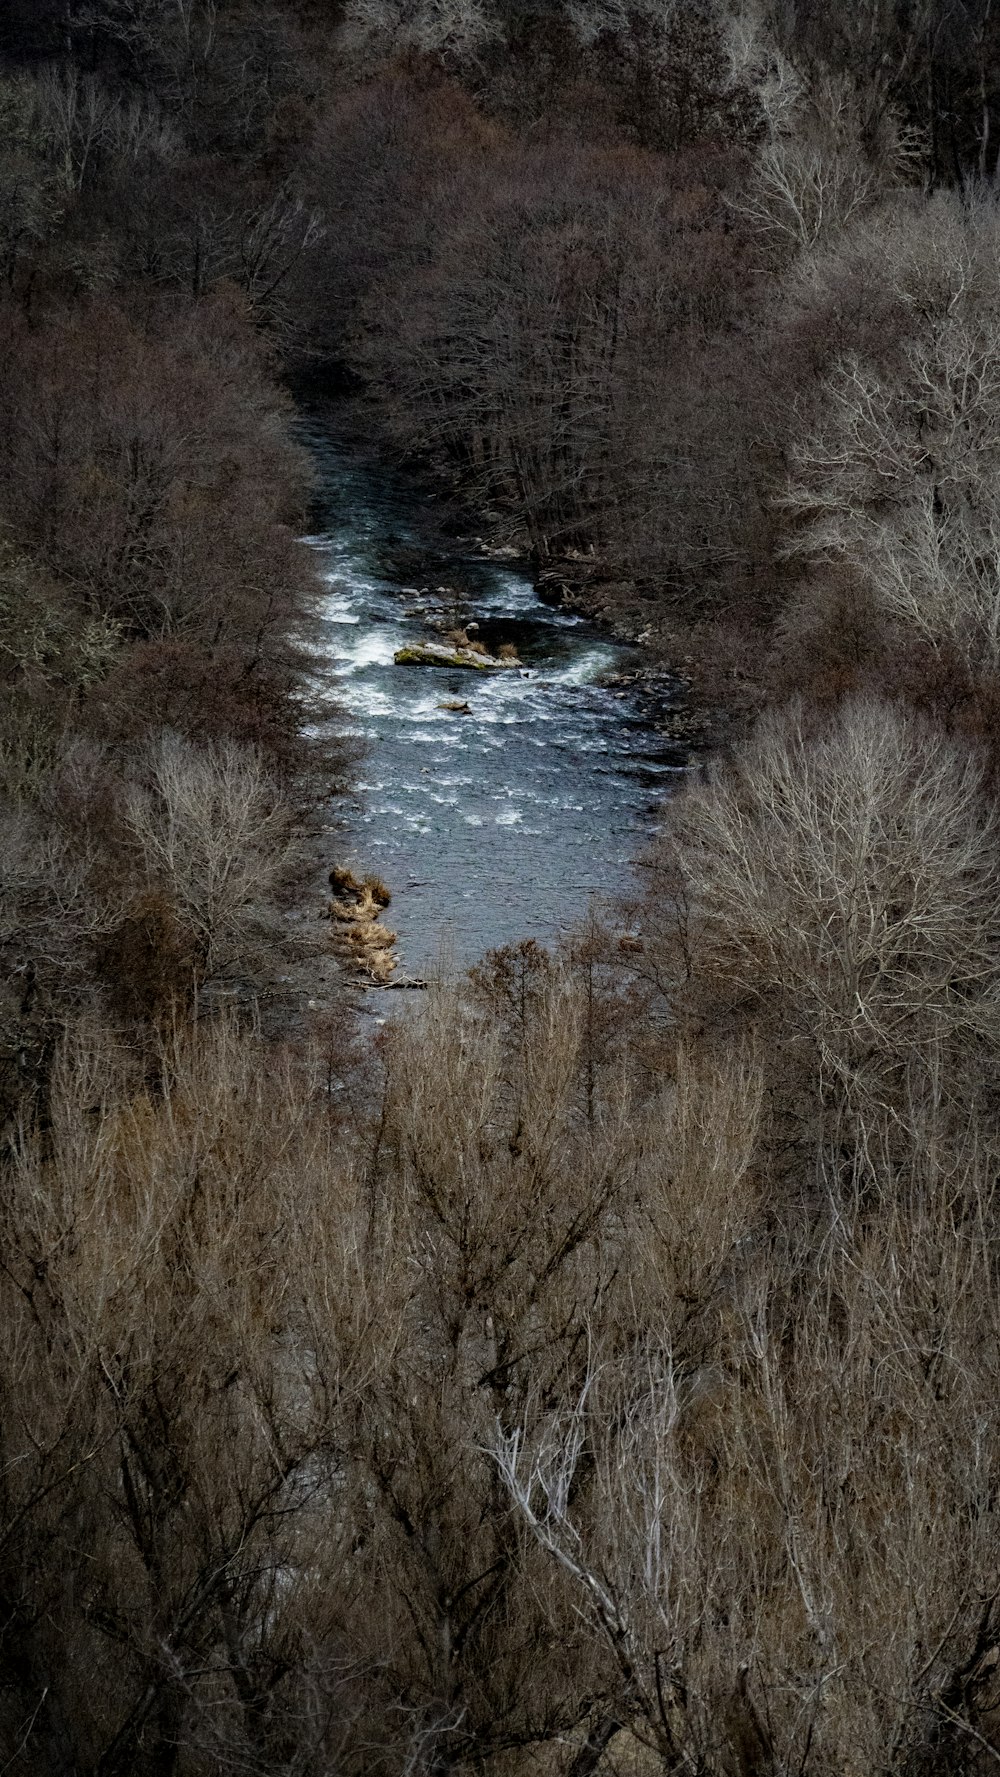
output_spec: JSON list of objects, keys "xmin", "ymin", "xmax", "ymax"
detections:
[{"xmin": 394, "ymin": 642, "xmax": 516, "ymax": 671}]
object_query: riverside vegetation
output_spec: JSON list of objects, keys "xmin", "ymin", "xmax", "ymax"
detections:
[{"xmin": 6, "ymin": 2, "xmax": 1000, "ymax": 1773}]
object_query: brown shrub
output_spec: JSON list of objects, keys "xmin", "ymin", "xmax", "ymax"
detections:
[
  {"xmin": 85, "ymin": 638, "xmax": 334, "ymax": 783},
  {"xmin": 0, "ymin": 290, "xmax": 312, "ymax": 654},
  {"xmin": 95, "ymin": 889, "xmax": 199, "ymax": 1022},
  {"xmin": 766, "ymin": 569, "xmax": 890, "ymax": 709}
]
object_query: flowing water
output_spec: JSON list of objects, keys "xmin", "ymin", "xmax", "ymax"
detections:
[{"xmin": 303, "ymin": 425, "xmax": 690, "ymax": 976}]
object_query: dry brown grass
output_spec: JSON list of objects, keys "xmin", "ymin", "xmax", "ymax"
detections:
[
  {"xmin": 329, "ymin": 864, "xmax": 397, "ymax": 979},
  {"xmin": 443, "ymin": 626, "xmax": 490, "ymax": 655},
  {"xmin": 362, "ymin": 871, "xmax": 392, "ymax": 907}
]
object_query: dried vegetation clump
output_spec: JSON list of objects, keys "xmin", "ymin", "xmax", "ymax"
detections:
[{"xmin": 328, "ymin": 864, "xmax": 398, "ymax": 982}]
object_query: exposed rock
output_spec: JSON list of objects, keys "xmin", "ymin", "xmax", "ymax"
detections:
[
  {"xmin": 394, "ymin": 642, "xmax": 516, "ymax": 671},
  {"xmin": 476, "ymin": 540, "xmax": 522, "ymax": 559}
]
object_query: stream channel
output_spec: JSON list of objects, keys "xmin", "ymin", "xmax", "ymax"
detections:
[{"xmin": 303, "ymin": 424, "xmax": 691, "ymax": 978}]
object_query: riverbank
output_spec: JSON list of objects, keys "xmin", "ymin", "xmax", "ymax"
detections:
[{"xmin": 535, "ymin": 559, "xmax": 773, "ymax": 749}]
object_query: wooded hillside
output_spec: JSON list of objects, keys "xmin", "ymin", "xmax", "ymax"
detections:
[{"xmin": 5, "ymin": 4, "xmax": 1000, "ymax": 1773}]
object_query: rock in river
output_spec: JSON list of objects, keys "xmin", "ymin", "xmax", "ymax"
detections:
[{"xmin": 394, "ymin": 641, "xmax": 517, "ymax": 671}]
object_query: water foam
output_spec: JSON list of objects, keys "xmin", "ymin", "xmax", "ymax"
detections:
[
  {"xmin": 335, "ymin": 630, "xmax": 403, "ymax": 672},
  {"xmin": 321, "ymin": 592, "xmax": 362, "ymax": 624}
]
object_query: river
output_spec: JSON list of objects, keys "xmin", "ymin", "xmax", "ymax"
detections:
[{"xmin": 303, "ymin": 425, "xmax": 690, "ymax": 978}]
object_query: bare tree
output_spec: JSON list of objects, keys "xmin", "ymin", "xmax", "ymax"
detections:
[
  {"xmin": 122, "ymin": 731, "xmax": 298, "ymax": 985},
  {"xmin": 0, "ymin": 77, "xmax": 63, "ymax": 288},
  {"xmin": 647, "ymin": 695, "xmax": 1000, "ymax": 1126},
  {"xmin": 0, "ymin": 1014, "xmax": 401, "ymax": 1774},
  {"xmin": 499, "ymin": 1064, "xmax": 1000, "ymax": 1774},
  {"xmin": 340, "ymin": 0, "xmax": 502, "ymax": 75},
  {"xmin": 0, "ymin": 956, "xmax": 647, "ymax": 1772},
  {"xmin": 0, "ymin": 292, "xmax": 314, "ymax": 648},
  {"xmin": 28, "ymin": 63, "xmax": 180, "ymax": 192},
  {"xmin": 779, "ymin": 194, "xmax": 1000, "ymax": 673},
  {"xmin": 731, "ymin": 60, "xmax": 917, "ymax": 254}
]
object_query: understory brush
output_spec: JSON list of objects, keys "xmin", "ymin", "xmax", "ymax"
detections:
[{"xmin": 6, "ymin": 900, "xmax": 1000, "ymax": 1773}]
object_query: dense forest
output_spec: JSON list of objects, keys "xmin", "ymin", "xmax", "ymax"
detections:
[{"xmin": 6, "ymin": 1, "xmax": 1000, "ymax": 1772}]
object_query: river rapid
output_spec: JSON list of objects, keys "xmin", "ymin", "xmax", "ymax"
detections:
[{"xmin": 303, "ymin": 425, "xmax": 690, "ymax": 978}]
